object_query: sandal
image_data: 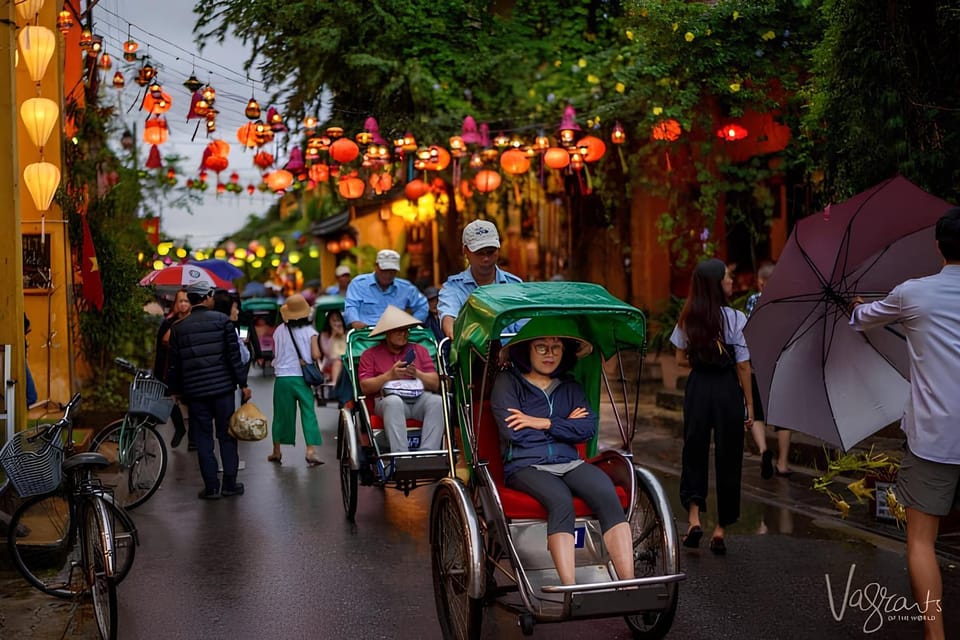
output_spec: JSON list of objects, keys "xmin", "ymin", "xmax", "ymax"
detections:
[
  {"xmin": 709, "ymin": 537, "xmax": 727, "ymax": 555},
  {"xmin": 682, "ymin": 525, "xmax": 703, "ymax": 548},
  {"xmin": 267, "ymin": 454, "xmax": 282, "ymax": 464},
  {"xmin": 305, "ymin": 456, "xmax": 325, "ymax": 467}
]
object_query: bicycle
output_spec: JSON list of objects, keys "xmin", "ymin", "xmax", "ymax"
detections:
[
  {"xmin": 88, "ymin": 357, "xmax": 172, "ymax": 509},
  {"xmin": 2, "ymin": 393, "xmax": 138, "ymax": 640}
]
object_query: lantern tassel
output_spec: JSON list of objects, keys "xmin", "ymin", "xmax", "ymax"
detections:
[
  {"xmin": 583, "ymin": 166, "xmax": 593, "ymax": 194},
  {"xmin": 665, "ymin": 151, "xmax": 672, "ymax": 173},
  {"xmin": 41, "ymin": 214, "xmax": 45, "ymax": 244},
  {"xmin": 190, "ymin": 120, "xmax": 201, "ymax": 142},
  {"xmin": 145, "ymin": 144, "xmax": 163, "ymax": 169},
  {"xmin": 618, "ymin": 147, "xmax": 628, "ymax": 174}
]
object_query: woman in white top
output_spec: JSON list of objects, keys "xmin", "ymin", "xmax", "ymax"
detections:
[
  {"xmin": 269, "ymin": 294, "xmax": 324, "ymax": 466},
  {"xmin": 669, "ymin": 258, "xmax": 753, "ymax": 555}
]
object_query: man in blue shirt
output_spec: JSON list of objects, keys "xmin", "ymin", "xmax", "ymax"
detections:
[
  {"xmin": 344, "ymin": 249, "xmax": 428, "ymax": 329},
  {"xmin": 438, "ymin": 220, "xmax": 522, "ymax": 338}
]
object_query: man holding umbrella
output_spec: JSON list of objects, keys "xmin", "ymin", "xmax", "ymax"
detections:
[{"xmin": 850, "ymin": 207, "xmax": 960, "ymax": 640}]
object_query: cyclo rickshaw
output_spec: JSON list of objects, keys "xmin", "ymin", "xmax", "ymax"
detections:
[
  {"xmin": 239, "ymin": 297, "xmax": 281, "ymax": 375},
  {"xmin": 337, "ymin": 325, "xmax": 456, "ymax": 520},
  {"xmin": 430, "ymin": 282, "xmax": 684, "ymax": 639}
]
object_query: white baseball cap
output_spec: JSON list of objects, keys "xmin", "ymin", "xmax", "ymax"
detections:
[
  {"xmin": 376, "ymin": 249, "xmax": 401, "ymax": 271},
  {"xmin": 462, "ymin": 220, "xmax": 500, "ymax": 252},
  {"xmin": 335, "ymin": 265, "xmax": 351, "ymax": 277}
]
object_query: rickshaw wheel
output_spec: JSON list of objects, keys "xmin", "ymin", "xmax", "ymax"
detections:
[
  {"xmin": 624, "ymin": 476, "xmax": 679, "ymax": 639},
  {"xmin": 338, "ymin": 414, "xmax": 358, "ymax": 520},
  {"xmin": 431, "ymin": 482, "xmax": 482, "ymax": 640}
]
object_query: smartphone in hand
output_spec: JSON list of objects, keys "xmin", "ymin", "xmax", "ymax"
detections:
[{"xmin": 402, "ymin": 349, "xmax": 416, "ymax": 366}]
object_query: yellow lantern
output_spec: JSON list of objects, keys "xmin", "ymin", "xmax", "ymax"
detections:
[
  {"xmin": 22, "ymin": 161, "xmax": 61, "ymax": 211},
  {"xmin": 18, "ymin": 26, "xmax": 56, "ymax": 83},
  {"xmin": 16, "ymin": 0, "xmax": 45, "ymax": 21},
  {"xmin": 20, "ymin": 97, "xmax": 59, "ymax": 149}
]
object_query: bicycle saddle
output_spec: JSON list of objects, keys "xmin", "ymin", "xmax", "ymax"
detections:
[{"xmin": 63, "ymin": 452, "xmax": 111, "ymax": 472}]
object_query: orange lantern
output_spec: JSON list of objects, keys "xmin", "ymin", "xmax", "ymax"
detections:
[
  {"xmin": 369, "ymin": 172, "xmax": 393, "ymax": 194},
  {"xmin": 265, "ymin": 169, "xmax": 294, "ymax": 192},
  {"xmin": 576, "ymin": 135, "xmax": 606, "ymax": 162},
  {"xmin": 652, "ymin": 119, "xmax": 682, "ymax": 142},
  {"xmin": 499, "ymin": 148, "xmax": 530, "ymax": 175},
  {"xmin": 474, "ymin": 169, "xmax": 501, "ymax": 193},
  {"xmin": 142, "ymin": 91, "xmax": 172, "ymax": 115},
  {"xmin": 329, "ymin": 138, "xmax": 360, "ymax": 164},
  {"xmin": 422, "ymin": 145, "xmax": 451, "ymax": 171},
  {"xmin": 339, "ymin": 235, "xmax": 356, "ymax": 250},
  {"xmin": 237, "ymin": 123, "xmax": 260, "ymax": 148},
  {"xmin": 404, "ymin": 178, "xmax": 430, "ymax": 201},
  {"xmin": 338, "ymin": 175, "xmax": 365, "ymax": 199},
  {"xmin": 308, "ymin": 163, "xmax": 330, "ymax": 183},
  {"xmin": 143, "ymin": 117, "xmax": 168, "ymax": 145},
  {"xmin": 253, "ymin": 151, "xmax": 274, "ymax": 170},
  {"xmin": 543, "ymin": 147, "xmax": 570, "ymax": 170},
  {"xmin": 459, "ymin": 179, "xmax": 474, "ymax": 198},
  {"xmin": 206, "ymin": 139, "xmax": 231, "ymax": 158}
]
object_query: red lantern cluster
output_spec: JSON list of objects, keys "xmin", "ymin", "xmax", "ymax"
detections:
[
  {"xmin": 652, "ymin": 119, "xmax": 682, "ymax": 142},
  {"xmin": 201, "ymin": 139, "xmax": 231, "ymax": 176}
]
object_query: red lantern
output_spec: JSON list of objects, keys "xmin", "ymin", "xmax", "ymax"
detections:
[
  {"xmin": 474, "ymin": 169, "xmax": 501, "ymax": 193},
  {"xmin": 459, "ymin": 179, "xmax": 474, "ymax": 198},
  {"xmin": 338, "ymin": 176, "xmax": 365, "ymax": 199},
  {"xmin": 308, "ymin": 164, "xmax": 329, "ymax": 183},
  {"xmin": 143, "ymin": 117, "xmax": 168, "ymax": 145},
  {"xmin": 339, "ymin": 235, "xmax": 356, "ymax": 250},
  {"xmin": 716, "ymin": 123, "xmax": 748, "ymax": 141},
  {"xmin": 216, "ymin": 183, "xmax": 226, "ymax": 194},
  {"xmin": 329, "ymin": 138, "xmax": 360, "ymax": 164},
  {"xmin": 652, "ymin": 119, "xmax": 682, "ymax": 142},
  {"xmin": 576, "ymin": 135, "xmax": 606, "ymax": 163},
  {"xmin": 404, "ymin": 178, "xmax": 430, "ymax": 200},
  {"xmin": 247, "ymin": 184, "xmax": 255, "ymax": 195},
  {"xmin": 142, "ymin": 91, "xmax": 172, "ymax": 115},
  {"xmin": 499, "ymin": 148, "xmax": 530, "ymax": 175},
  {"xmin": 543, "ymin": 147, "xmax": 570, "ymax": 170},
  {"xmin": 203, "ymin": 154, "xmax": 229, "ymax": 174},
  {"xmin": 265, "ymin": 169, "xmax": 294, "ymax": 192},
  {"xmin": 237, "ymin": 123, "xmax": 259, "ymax": 148},
  {"xmin": 369, "ymin": 172, "xmax": 393, "ymax": 194},
  {"xmin": 229, "ymin": 171, "xmax": 240, "ymax": 184},
  {"xmin": 253, "ymin": 151, "xmax": 274, "ymax": 170}
]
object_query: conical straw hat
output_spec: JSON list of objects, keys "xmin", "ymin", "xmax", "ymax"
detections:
[{"xmin": 369, "ymin": 305, "xmax": 422, "ymax": 337}]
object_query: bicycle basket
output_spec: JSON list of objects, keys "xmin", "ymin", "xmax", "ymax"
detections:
[
  {"xmin": 0, "ymin": 425, "xmax": 64, "ymax": 497},
  {"xmin": 128, "ymin": 378, "xmax": 174, "ymax": 423}
]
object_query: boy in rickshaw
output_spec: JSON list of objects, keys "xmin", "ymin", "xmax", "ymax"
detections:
[
  {"xmin": 358, "ymin": 306, "xmax": 444, "ymax": 454},
  {"xmin": 491, "ymin": 328, "xmax": 635, "ymax": 586}
]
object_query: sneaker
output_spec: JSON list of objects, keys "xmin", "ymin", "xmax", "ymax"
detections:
[
  {"xmin": 198, "ymin": 489, "xmax": 220, "ymax": 500},
  {"xmin": 221, "ymin": 483, "xmax": 244, "ymax": 497}
]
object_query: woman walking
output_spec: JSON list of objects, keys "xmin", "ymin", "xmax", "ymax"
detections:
[
  {"xmin": 269, "ymin": 294, "xmax": 324, "ymax": 466},
  {"xmin": 154, "ymin": 289, "xmax": 191, "ymax": 448},
  {"xmin": 670, "ymin": 258, "xmax": 753, "ymax": 554}
]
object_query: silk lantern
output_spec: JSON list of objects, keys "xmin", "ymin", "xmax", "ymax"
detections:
[
  {"xmin": 329, "ymin": 138, "xmax": 360, "ymax": 164},
  {"xmin": 543, "ymin": 147, "xmax": 571, "ymax": 170},
  {"xmin": 16, "ymin": 0, "xmax": 45, "ymax": 22},
  {"xmin": 576, "ymin": 135, "xmax": 606, "ymax": 163},
  {"xmin": 404, "ymin": 179, "xmax": 429, "ymax": 201},
  {"xmin": 474, "ymin": 169, "xmax": 501, "ymax": 193},
  {"xmin": 23, "ymin": 162, "xmax": 60, "ymax": 211},
  {"xmin": 20, "ymin": 97, "xmax": 59, "ymax": 148},
  {"xmin": 265, "ymin": 169, "xmax": 294, "ymax": 192},
  {"xmin": 499, "ymin": 148, "xmax": 530, "ymax": 175},
  {"xmin": 338, "ymin": 176, "xmax": 365, "ymax": 199},
  {"xmin": 19, "ymin": 26, "xmax": 56, "ymax": 83}
]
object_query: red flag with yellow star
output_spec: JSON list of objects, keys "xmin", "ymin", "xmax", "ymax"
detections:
[{"xmin": 81, "ymin": 215, "xmax": 104, "ymax": 310}]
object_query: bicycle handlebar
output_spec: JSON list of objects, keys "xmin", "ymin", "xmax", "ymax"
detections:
[
  {"xmin": 26, "ymin": 392, "xmax": 82, "ymax": 445},
  {"xmin": 114, "ymin": 357, "xmax": 154, "ymax": 379}
]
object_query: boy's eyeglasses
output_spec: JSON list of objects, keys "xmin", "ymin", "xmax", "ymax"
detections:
[{"xmin": 533, "ymin": 343, "xmax": 564, "ymax": 356}]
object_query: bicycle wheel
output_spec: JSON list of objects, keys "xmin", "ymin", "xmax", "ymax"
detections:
[
  {"xmin": 83, "ymin": 498, "xmax": 117, "ymax": 640},
  {"xmin": 8, "ymin": 492, "xmax": 137, "ymax": 598},
  {"xmin": 90, "ymin": 418, "xmax": 168, "ymax": 509}
]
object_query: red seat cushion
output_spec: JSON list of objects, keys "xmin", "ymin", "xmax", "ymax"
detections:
[
  {"xmin": 364, "ymin": 396, "xmax": 423, "ymax": 430},
  {"xmin": 474, "ymin": 402, "xmax": 629, "ymax": 519}
]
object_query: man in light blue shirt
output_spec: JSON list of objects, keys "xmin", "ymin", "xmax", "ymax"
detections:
[
  {"xmin": 850, "ymin": 207, "xmax": 960, "ymax": 640},
  {"xmin": 344, "ymin": 250, "xmax": 428, "ymax": 329},
  {"xmin": 438, "ymin": 220, "xmax": 522, "ymax": 338}
]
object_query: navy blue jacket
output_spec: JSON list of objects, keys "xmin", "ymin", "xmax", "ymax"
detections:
[
  {"xmin": 490, "ymin": 368, "xmax": 596, "ymax": 480},
  {"xmin": 167, "ymin": 306, "xmax": 247, "ymax": 400}
]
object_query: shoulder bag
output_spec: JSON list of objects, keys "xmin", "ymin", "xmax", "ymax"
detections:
[{"xmin": 287, "ymin": 325, "xmax": 325, "ymax": 386}]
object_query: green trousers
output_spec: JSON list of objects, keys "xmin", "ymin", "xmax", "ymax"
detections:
[{"xmin": 271, "ymin": 376, "xmax": 322, "ymax": 446}]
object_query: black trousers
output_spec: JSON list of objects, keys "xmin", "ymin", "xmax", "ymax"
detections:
[
  {"xmin": 187, "ymin": 392, "xmax": 239, "ymax": 493},
  {"xmin": 679, "ymin": 368, "xmax": 745, "ymax": 527}
]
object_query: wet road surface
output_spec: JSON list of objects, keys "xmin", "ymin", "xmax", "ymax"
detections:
[{"xmin": 2, "ymin": 371, "xmax": 958, "ymax": 639}]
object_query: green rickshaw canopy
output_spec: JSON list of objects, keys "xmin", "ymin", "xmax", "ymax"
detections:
[{"xmin": 451, "ymin": 282, "xmax": 646, "ymax": 364}]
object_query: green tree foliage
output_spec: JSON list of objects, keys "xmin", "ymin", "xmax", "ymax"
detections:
[{"xmin": 804, "ymin": 0, "xmax": 960, "ymax": 204}]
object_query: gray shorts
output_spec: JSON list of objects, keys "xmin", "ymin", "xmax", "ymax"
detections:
[{"xmin": 896, "ymin": 447, "xmax": 960, "ymax": 517}]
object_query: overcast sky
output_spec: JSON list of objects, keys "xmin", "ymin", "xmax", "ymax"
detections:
[{"xmin": 98, "ymin": 0, "xmax": 286, "ymax": 248}]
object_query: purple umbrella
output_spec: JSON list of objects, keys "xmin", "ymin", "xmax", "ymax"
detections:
[{"xmin": 744, "ymin": 176, "xmax": 954, "ymax": 450}]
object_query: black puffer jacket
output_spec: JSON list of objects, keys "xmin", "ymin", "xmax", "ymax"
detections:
[{"xmin": 167, "ymin": 306, "xmax": 247, "ymax": 400}]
